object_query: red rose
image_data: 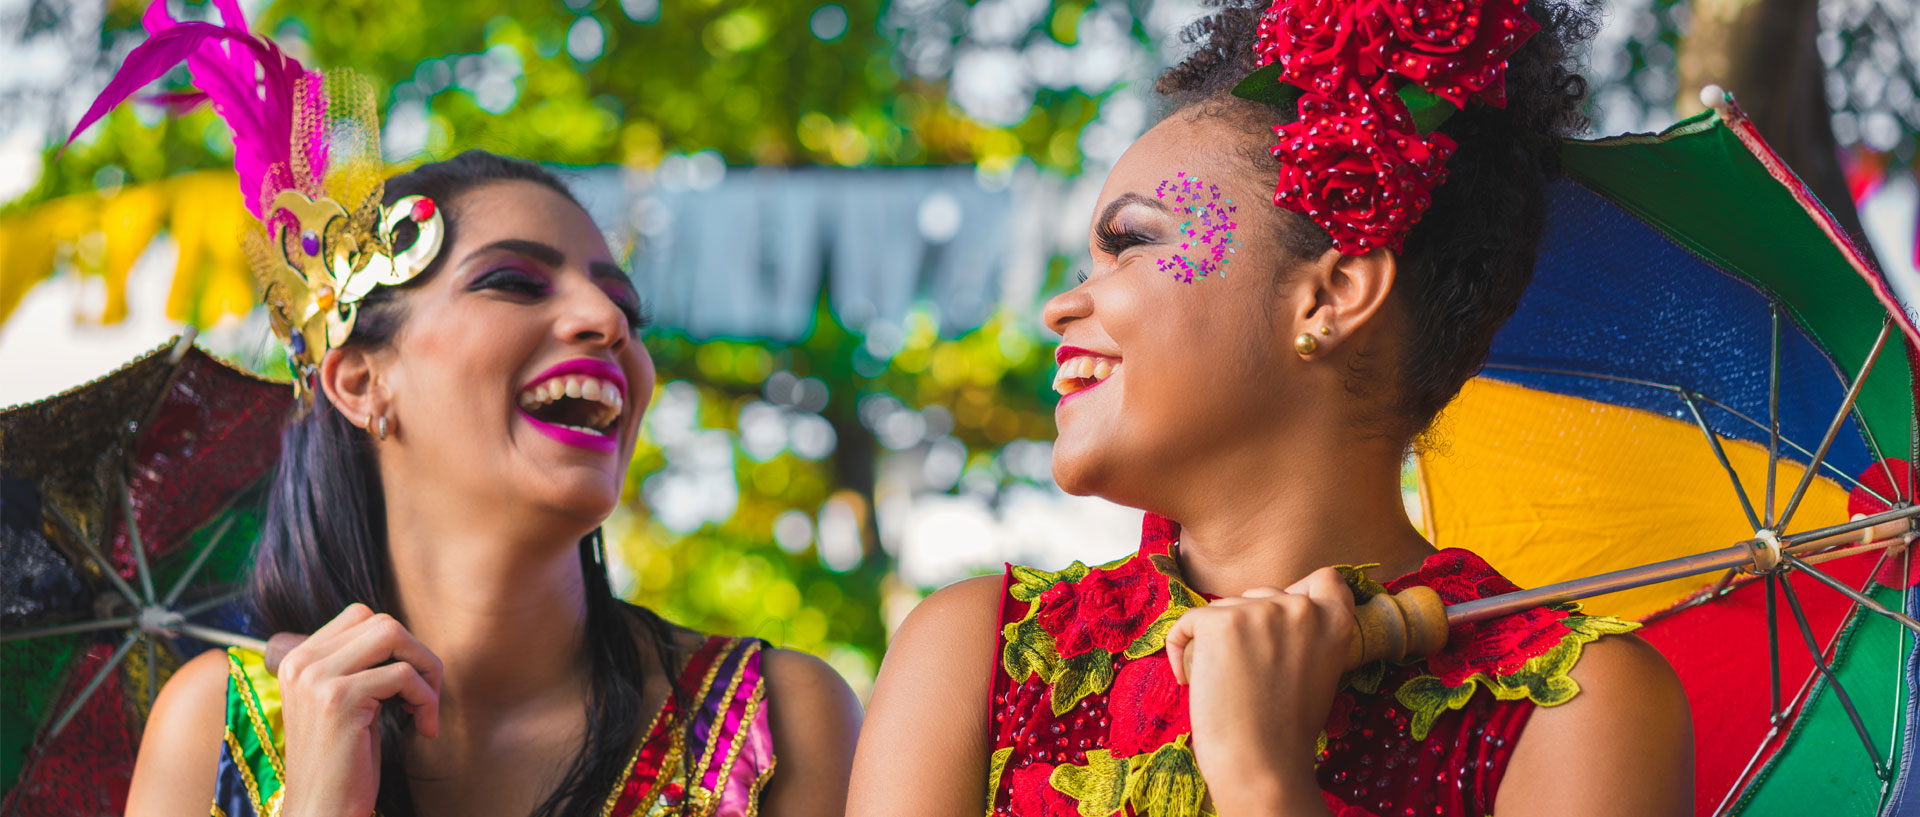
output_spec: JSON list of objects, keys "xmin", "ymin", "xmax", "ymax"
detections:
[
  {"xmin": 1255, "ymin": 0, "xmax": 1392, "ymax": 102},
  {"xmin": 1106, "ymin": 657, "xmax": 1190, "ymax": 758},
  {"xmin": 1036, "ymin": 555, "xmax": 1173, "ymax": 659},
  {"xmin": 1270, "ymin": 95, "xmax": 1455, "ymax": 255},
  {"xmin": 1391, "ymin": 549, "xmax": 1573, "ymax": 684},
  {"xmin": 1323, "ymin": 692, "xmax": 1355, "ymax": 739},
  {"xmin": 1380, "ymin": 0, "xmax": 1539, "ymax": 106},
  {"xmin": 1320, "ymin": 790, "xmax": 1379, "ymax": 817},
  {"xmin": 1008, "ymin": 763, "xmax": 1080, "ymax": 817}
]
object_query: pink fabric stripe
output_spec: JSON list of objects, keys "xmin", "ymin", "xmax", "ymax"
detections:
[{"xmin": 698, "ymin": 644, "xmax": 766, "ymax": 794}]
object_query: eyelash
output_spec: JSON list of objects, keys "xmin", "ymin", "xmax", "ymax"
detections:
[
  {"xmin": 1095, "ymin": 219, "xmax": 1153, "ymax": 257},
  {"xmin": 475, "ymin": 268, "xmax": 652, "ymax": 331}
]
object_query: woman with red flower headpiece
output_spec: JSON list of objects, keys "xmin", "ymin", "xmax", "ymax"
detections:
[{"xmin": 848, "ymin": 0, "xmax": 1691, "ymax": 815}]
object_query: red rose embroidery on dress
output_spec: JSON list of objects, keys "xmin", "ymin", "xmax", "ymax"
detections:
[
  {"xmin": 1036, "ymin": 554, "xmax": 1173, "ymax": 659},
  {"xmin": 1321, "ymin": 790, "xmax": 1380, "ymax": 817},
  {"xmin": 1009, "ymin": 763, "xmax": 1080, "ymax": 817},
  {"xmin": 1106, "ymin": 657, "xmax": 1190, "ymax": 758},
  {"xmin": 1387, "ymin": 549, "xmax": 1573, "ymax": 685}
]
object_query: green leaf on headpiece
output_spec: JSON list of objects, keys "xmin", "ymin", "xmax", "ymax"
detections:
[
  {"xmin": 1229, "ymin": 62, "xmax": 1301, "ymax": 110},
  {"xmin": 1397, "ymin": 84, "xmax": 1458, "ymax": 134}
]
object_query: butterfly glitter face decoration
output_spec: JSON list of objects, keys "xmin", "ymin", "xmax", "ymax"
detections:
[{"xmin": 1155, "ymin": 172, "xmax": 1239, "ymax": 283}]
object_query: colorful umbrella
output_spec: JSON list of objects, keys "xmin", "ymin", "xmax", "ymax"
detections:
[
  {"xmin": 1410, "ymin": 89, "xmax": 1919, "ymax": 815},
  {"xmin": 0, "ymin": 334, "xmax": 289, "ymax": 816}
]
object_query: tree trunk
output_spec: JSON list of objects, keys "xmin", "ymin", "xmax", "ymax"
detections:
[{"xmin": 1676, "ymin": 0, "xmax": 1880, "ymax": 267}]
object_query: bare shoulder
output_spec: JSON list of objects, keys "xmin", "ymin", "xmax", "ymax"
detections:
[
  {"xmin": 890, "ymin": 574, "xmax": 1006, "ymax": 659},
  {"xmin": 847, "ymin": 574, "xmax": 1007, "ymax": 817},
  {"xmin": 757, "ymin": 647, "xmax": 861, "ymax": 817},
  {"xmin": 126, "ymin": 648, "xmax": 230, "ymax": 817},
  {"xmin": 762, "ymin": 646, "xmax": 862, "ymax": 716},
  {"xmin": 1498, "ymin": 632, "xmax": 1693, "ymax": 817}
]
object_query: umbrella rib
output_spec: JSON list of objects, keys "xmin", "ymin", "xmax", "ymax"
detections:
[
  {"xmin": 144, "ymin": 635, "xmax": 158, "ymax": 707},
  {"xmin": 1696, "ymin": 396, "xmax": 1892, "ymax": 505},
  {"xmin": 120, "ymin": 473, "xmax": 156, "ymax": 604},
  {"xmin": 1768, "ymin": 302, "xmax": 1782, "ymax": 528},
  {"xmin": 1479, "ymin": 362, "xmax": 1684, "ymax": 393},
  {"xmin": 162, "ymin": 515, "xmax": 237, "ymax": 608},
  {"xmin": 1782, "ymin": 554, "xmax": 1920, "ymax": 635},
  {"xmin": 1481, "ymin": 362, "xmax": 1892, "ymax": 505},
  {"xmin": 1681, "ymin": 389, "xmax": 1765, "ymax": 531},
  {"xmin": 1768, "ymin": 573, "xmax": 1782, "ymax": 724},
  {"xmin": 42, "ymin": 501, "xmax": 143, "ymax": 609},
  {"xmin": 1718, "ymin": 553, "xmax": 1894, "ymax": 815},
  {"xmin": 1777, "ymin": 317, "xmax": 1892, "ymax": 533},
  {"xmin": 47, "ymin": 631, "xmax": 140, "ymax": 738},
  {"xmin": 1849, "ymin": 400, "xmax": 1902, "ymax": 502},
  {"xmin": 0, "ymin": 615, "xmax": 138, "ymax": 643},
  {"xmin": 179, "ymin": 587, "xmax": 248, "ymax": 618},
  {"xmin": 1779, "ymin": 576, "xmax": 1888, "ymax": 778}
]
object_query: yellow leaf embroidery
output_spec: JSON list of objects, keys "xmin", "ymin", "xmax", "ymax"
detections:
[
  {"xmin": 1052, "ymin": 649, "xmax": 1117, "ymax": 716},
  {"xmin": 1051, "ymin": 750, "xmax": 1131, "ymax": 817},
  {"xmin": 984, "ymin": 747, "xmax": 1014, "ymax": 817},
  {"xmin": 1129, "ymin": 740, "xmax": 1205, "ymax": 817},
  {"xmin": 1003, "ymin": 616, "xmax": 1062, "ymax": 685}
]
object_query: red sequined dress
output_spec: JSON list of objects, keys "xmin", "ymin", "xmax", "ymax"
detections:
[{"xmin": 987, "ymin": 515, "xmax": 1638, "ymax": 817}]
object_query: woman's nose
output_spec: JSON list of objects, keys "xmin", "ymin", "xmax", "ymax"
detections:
[
  {"xmin": 556, "ymin": 281, "xmax": 629, "ymax": 352},
  {"xmin": 1042, "ymin": 282, "xmax": 1092, "ymax": 337}
]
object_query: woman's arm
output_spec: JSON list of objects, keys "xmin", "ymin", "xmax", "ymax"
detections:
[
  {"xmin": 759, "ymin": 646, "xmax": 864, "ymax": 817},
  {"xmin": 126, "ymin": 649, "xmax": 229, "ymax": 817},
  {"xmin": 846, "ymin": 575, "xmax": 1004, "ymax": 817},
  {"xmin": 1495, "ymin": 634, "xmax": 1693, "ymax": 816}
]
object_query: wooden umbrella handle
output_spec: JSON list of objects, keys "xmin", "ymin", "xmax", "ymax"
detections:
[{"xmin": 1345, "ymin": 585, "xmax": 1449, "ymax": 670}]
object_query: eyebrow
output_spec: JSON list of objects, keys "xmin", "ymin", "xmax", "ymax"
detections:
[
  {"xmin": 1098, "ymin": 192, "xmax": 1171, "ymax": 226},
  {"xmin": 467, "ymin": 238, "xmax": 564, "ymax": 267},
  {"xmin": 464, "ymin": 238, "xmax": 631, "ymax": 284}
]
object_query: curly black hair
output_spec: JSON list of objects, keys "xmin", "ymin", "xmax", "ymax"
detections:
[{"xmin": 1156, "ymin": 0, "xmax": 1598, "ymax": 444}]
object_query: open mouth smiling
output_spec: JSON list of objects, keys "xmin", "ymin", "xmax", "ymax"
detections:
[
  {"xmin": 1053, "ymin": 346, "xmax": 1121, "ymax": 398},
  {"xmin": 516, "ymin": 359, "xmax": 627, "ymax": 450}
]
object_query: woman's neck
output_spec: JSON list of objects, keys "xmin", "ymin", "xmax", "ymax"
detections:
[
  {"xmin": 1164, "ymin": 429, "xmax": 1435, "ymax": 599},
  {"xmin": 382, "ymin": 505, "xmax": 595, "ymax": 726}
]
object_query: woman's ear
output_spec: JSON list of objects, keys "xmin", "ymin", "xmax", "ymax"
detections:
[
  {"xmin": 1292, "ymin": 247, "xmax": 1398, "ymax": 353},
  {"xmin": 318, "ymin": 346, "xmax": 386, "ymax": 430}
]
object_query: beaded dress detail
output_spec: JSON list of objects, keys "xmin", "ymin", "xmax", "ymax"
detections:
[
  {"xmin": 212, "ymin": 634, "xmax": 775, "ymax": 817},
  {"xmin": 986, "ymin": 514, "xmax": 1637, "ymax": 817}
]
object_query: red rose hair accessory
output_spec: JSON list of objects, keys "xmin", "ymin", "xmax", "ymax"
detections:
[{"xmin": 1239, "ymin": 0, "xmax": 1539, "ymax": 254}]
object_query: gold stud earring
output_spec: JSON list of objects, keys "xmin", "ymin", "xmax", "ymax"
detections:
[
  {"xmin": 1294, "ymin": 333, "xmax": 1318, "ymax": 355},
  {"xmin": 1319, "ymin": 325, "xmax": 1332, "ymax": 335}
]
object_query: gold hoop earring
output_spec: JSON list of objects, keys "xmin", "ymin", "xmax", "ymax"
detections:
[{"xmin": 1294, "ymin": 333, "xmax": 1318, "ymax": 356}]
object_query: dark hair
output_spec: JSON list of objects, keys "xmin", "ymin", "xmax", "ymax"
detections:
[
  {"xmin": 254, "ymin": 150, "xmax": 683, "ymax": 817},
  {"xmin": 1156, "ymin": 0, "xmax": 1597, "ymax": 443}
]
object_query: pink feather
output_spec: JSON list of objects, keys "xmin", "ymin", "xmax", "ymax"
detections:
[{"xmin": 69, "ymin": 0, "xmax": 318, "ymax": 218}]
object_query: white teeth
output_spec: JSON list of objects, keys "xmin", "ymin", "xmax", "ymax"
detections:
[
  {"xmin": 516, "ymin": 373, "xmax": 626, "ymax": 429},
  {"xmin": 1052, "ymin": 356, "xmax": 1120, "ymax": 396}
]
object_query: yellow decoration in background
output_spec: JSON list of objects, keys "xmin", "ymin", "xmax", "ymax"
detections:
[
  {"xmin": 0, "ymin": 170, "xmax": 255, "ymax": 328},
  {"xmin": 1418, "ymin": 378, "xmax": 1849, "ymax": 621}
]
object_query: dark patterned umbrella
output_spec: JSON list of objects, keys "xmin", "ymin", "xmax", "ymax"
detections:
[{"xmin": 0, "ymin": 334, "xmax": 291, "ymax": 816}]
